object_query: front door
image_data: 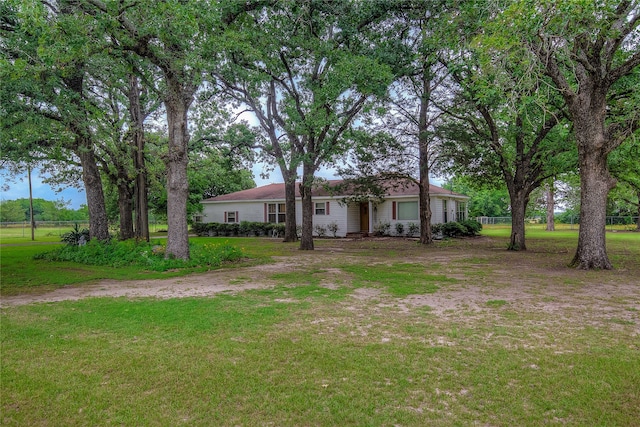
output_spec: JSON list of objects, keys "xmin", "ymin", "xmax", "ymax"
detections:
[{"xmin": 359, "ymin": 203, "xmax": 369, "ymax": 233}]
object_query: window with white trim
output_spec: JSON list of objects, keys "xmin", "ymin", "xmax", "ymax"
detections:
[
  {"xmin": 225, "ymin": 211, "xmax": 238, "ymax": 223},
  {"xmin": 443, "ymin": 200, "xmax": 448, "ymax": 223},
  {"xmin": 267, "ymin": 203, "xmax": 286, "ymax": 223},
  {"xmin": 457, "ymin": 202, "xmax": 467, "ymax": 221},
  {"xmin": 315, "ymin": 202, "xmax": 326, "ymax": 215},
  {"xmin": 397, "ymin": 201, "xmax": 418, "ymax": 220}
]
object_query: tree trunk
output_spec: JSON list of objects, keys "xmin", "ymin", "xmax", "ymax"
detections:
[
  {"xmin": 418, "ymin": 180, "xmax": 432, "ymax": 244},
  {"xmin": 164, "ymin": 83, "xmax": 192, "ymax": 260},
  {"xmin": 546, "ymin": 183, "xmax": 555, "ymax": 232},
  {"xmin": 508, "ymin": 189, "xmax": 528, "ymax": 251},
  {"xmin": 299, "ymin": 165, "xmax": 315, "ymax": 251},
  {"xmin": 636, "ymin": 191, "xmax": 640, "ymax": 232},
  {"xmin": 128, "ymin": 74, "xmax": 149, "ymax": 241},
  {"xmin": 569, "ymin": 148, "xmax": 615, "ymax": 269},
  {"xmin": 134, "ymin": 147, "xmax": 149, "ymax": 241},
  {"xmin": 568, "ymin": 90, "xmax": 616, "ymax": 269},
  {"xmin": 282, "ymin": 171, "xmax": 298, "ymax": 242},
  {"xmin": 64, "ymin": 66, "xmax": 109, "ymax": 241},
  {"xmin": 418, "ymin": 64, "xmax": 433, "ymax": 245},
  {"xmin": 76, "ymin": 139, "xmax": 110, "ymax": 241},
  {"xmin": 117, "ymin": 181, "xmax": 134, "ymax": 240}
]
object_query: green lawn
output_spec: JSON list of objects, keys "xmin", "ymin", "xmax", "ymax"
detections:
[
  {"xmin": 0, "ymin": 237, "xmax": 296, "ymax": 296},
  {"xmin": 0, "ymin": 223, "xmax": 170, "ymax": 243},
  {"xmin": 2, "ymin": 229, "xmax": 639, "ymax": 426}
]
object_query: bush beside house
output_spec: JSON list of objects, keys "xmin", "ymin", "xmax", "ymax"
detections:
[
  {"xmin": 193, "ymin": 219, "xmax": 482, "ymax": 239},
  {"xmin": 192, "ymin": 221, "xmax": 286, "ymax": 237}
]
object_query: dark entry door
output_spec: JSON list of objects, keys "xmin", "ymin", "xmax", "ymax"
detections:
[{"xmin": 360, "ymin": 203, "xmax": 369, "ymax": 232}]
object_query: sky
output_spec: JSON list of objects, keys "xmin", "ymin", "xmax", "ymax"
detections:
[{"xmin": 1, "ymin": 169, "xmax": 87, "ymax": 209}]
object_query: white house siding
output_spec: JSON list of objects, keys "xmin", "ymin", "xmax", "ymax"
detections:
[
  {"xmin": 431, "ymin": 198, "xmax": 444, "ymax": 224},
  {"xmin": 429, "ymin": 197, "xmax": 464, "ymax": 224},
  {"xmin": 368, "ymin": 196, "xmax": 468, "ymax": 235},
  {"xmin": 310, "ymin": 199, "xmax": 349, "ymax": 237},
  {"xmin": 295, "ymin": 201, "xmax": 303, "ymax": 225},
  {"xmin": 346, "ymin": 203, "xmax": 361, "ymax": 233},
  {"xmin": 201, "ymin": 194, "xmax": 467, "ymax": 237},
  {"xmin": 202, "ymin": 201, "xmax": 266, "ymax": 224},
  {"xmin": 375, "ymin": 200, "xmax": 393, "ymax": 226},
  {"xmin": 389, "ymin": 197, "xmax": 421, "ymax": 236}
]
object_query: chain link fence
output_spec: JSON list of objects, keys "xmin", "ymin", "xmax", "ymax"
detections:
[
  {"xmin": 475, "ymin": 216, "xmax": 639, "ymax": 231},
  {"xmin": 0, "ymin": 220, "xmax": 166, "ymax": 239}
]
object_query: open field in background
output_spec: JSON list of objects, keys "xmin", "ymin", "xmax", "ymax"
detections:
[
  {"xmin": 479, "ymin": 222, "xmax": 639, "ymax": 232},
  {"xmin": 476, "ymin": 216, "xmax": 639, "ymax": 231},
  {"xmin": 0, "ymin": 222, "xmax": 169, "ymax": 243},
  {"xmin": 1, "ymin": 228, "xmax": 639, "ymax": 425}
]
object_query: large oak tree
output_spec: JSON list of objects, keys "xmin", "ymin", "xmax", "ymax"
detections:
[
  {"xmin": 488, "ymin": 0, "xmax": 640, "ymax": 268},
  {"xmin": 438, "ymin": 56, "xmax": 575, "ymax": 251},
  {"xmin": 1, "ymin": 1, "xmax": 110, "ymax": 240}
]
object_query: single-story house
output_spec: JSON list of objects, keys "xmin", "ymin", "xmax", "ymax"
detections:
[{"xmin": 199, "ymin": 180, "xmax": 469, "ymax": 237}]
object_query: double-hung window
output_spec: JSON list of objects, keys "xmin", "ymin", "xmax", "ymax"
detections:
[
  {"xmin": 315, "ymin": 202, "xmax": 329, "ymax": 215},
  {"xmin": 267, "ymin": 203, "xmax": 286, "ymax": 223},
  {"xmin": 457, "ymin": 202, "xmax": 467, "ymax": 222},
  {"xmin": 225, "ymin": 211, "xmax": 238, "ymax": 223},
  {"xmin": 443, "ymin": 200, "xmax": 448, "ymax": 223},
  {"xmin": 315, "ymin": 202, "xmax": 330, "ymax": 215}
]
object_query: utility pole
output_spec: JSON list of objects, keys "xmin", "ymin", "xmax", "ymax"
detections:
[{"xmin": 28, "ymin": 164, "xmax": 35, "ymax": 241}]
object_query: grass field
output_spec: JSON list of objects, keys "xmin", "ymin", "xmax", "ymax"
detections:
[
  {"xmin": 0, "ymin": 222, "xmax": 169, "ymax": 244},
  {"xmin": 1, "ymin": 228, "xmax": 639, "ymax": 426}
]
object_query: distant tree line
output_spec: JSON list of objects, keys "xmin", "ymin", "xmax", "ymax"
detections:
[{"xmin": 0, "ymin": 198, "xmax": 88, "ymax": 223}]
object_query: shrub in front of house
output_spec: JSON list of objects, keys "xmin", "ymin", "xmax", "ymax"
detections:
[
  {"xmin": 192, "ymin": 220, "xmax": 482, "ymax": 239},
  {"xmin": 314, "ymin": 224, "xmax": 327, "ymax": 237},
  {"xmin": 273, "ymin": 223, "xmax": 286, "ymax": 237},
  {"xmin": 373, "ymin": 222, "xmax": 391, "ymax": 236},
  {"xmin": 239, "ymin": 221, "xmax": 251, "ymax": 236},
  {"xmin": 250, "ymin": 222, "xmax": 266, "ymax": 236},
  {"xmin": 460, "ymin": 219, "xmax": 482, "ymax": 236},
  {"xmin": 192, "ymin": 222, "xmax": 211, "ymax": 236},
  {"xmin": 327, "ymin": 221, "xmax": 339, "ymax": 237},
  {"xmin": 217, "ymin": 223, "xmax": 232, "ymax": 236},
  {"xmin": 441, "ymin": 221, "xmax": 467, "ymax": 237},
  {"xmin": 193, "ymin": 221, "xmax": 270, "ymax": 237},
  {"xmin": 435, "ymin": 220, "xmax": 483, "ymax": 238}
]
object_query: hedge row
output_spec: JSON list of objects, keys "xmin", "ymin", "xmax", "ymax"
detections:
[
  {"xmin": 432, "ymin": 220, "xmax": 482, "ymax": 237},
  {"xmin": 192, "ymin": 219, "xmax": 482, "ymax": 239},
  {"xmin": 192, "ymin": 221, "xmax": 285, "ymax": 237}
]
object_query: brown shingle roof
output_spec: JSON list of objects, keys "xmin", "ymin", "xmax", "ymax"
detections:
[{"xmin": 203, "ymin": 179, "xmax": 466, "ymax": 202}]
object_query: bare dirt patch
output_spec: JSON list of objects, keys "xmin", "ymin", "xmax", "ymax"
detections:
[
  {"xmin": 2, "ymin": 237, "xmax": 639, "ymax": 334},
  {"xmin": 0, "ymin": 263, "xmax": 284, "ymax": 306}
]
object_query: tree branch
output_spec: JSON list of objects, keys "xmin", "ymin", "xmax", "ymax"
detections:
[{"xmin": 531, "ymin": 36, "xmax": 576, "ymax": 101}]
